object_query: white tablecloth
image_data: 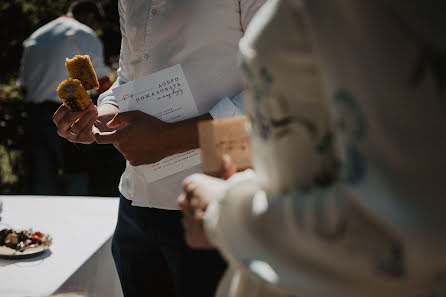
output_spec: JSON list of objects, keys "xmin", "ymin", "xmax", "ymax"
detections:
[{"xmin": 0, "ymin": 196, "xmax": 123, "ymax": 297}]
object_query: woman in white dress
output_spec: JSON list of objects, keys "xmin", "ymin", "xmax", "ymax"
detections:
[{"xmin": 179, "ymin": 0, "xmax": 446, "ymax": 296}]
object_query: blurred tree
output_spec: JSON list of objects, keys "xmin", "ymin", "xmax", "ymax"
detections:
[
  {"xmin": 0, "ymin": 0, "xmax": 122, "ymax": 195},
  {"xmin": 0, "ymin": 0, "xmax": 121, "ymax": 84}
]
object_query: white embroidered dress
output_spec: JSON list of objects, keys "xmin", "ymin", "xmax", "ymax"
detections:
[{"xmin": 206, "ymin": 0, "xmax": 446, "ymax": 296}]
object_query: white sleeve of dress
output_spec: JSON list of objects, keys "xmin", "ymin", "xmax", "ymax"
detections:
[
  {"xmin": 239, "ymin": 0, "xmax": 267, "ymax": 31},
  {"xmin": 204, "ymin": 1, "xmax": 446, "ymax": 297},
  {"xmin": 204, "ymin": 170, "xmax": 442, "ymax": 297}
]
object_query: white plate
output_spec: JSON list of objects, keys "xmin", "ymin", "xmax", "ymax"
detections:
[{"xmin": 0, "ymin": 245, "xmax": 48, "ymax": 259}]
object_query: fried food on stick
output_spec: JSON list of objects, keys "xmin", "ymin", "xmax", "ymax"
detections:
[
  {"xmin": 57, "ymin": 78, "xmax": 92, "ymax": 112},
  {"xmin": 65, "ymin": 55, "xmax": 99, "ymax": 90}
]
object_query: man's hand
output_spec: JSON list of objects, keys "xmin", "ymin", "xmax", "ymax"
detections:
[
  {"xmin": 96, "ymin": 103, "xmax": 120, "ymax": 132},
  {"xmin": 94, "ymin": 111, "xmax": 211, "ymax": 166},
  {"xmin": 178, "ymin": 173, "xmax": 228, "ymax": 249},
  {"xmin": 94, "ymin": 111, "xmax": 173, "ymax": 165},
  {"xmin": 53, "ymin": 104, "xmax": 98, "ymax": 144},
  {"xmin": 53, "ymin": 103, "xmax": 119, "ymax": 144}
]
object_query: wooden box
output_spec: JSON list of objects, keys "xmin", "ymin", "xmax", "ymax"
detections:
[{"xmin": 198, "ymin": 116, "xmax": 252, "ymax": 176}]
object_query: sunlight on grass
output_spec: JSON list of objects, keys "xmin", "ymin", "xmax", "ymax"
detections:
[{"xmin": 0, "ymin": 145, "xmax": 19, "ymax": 184}]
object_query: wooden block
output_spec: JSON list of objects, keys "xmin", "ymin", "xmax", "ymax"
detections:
[{"xmin": 198, "ymin": 116, "xmax": 252, "ymax": 176}]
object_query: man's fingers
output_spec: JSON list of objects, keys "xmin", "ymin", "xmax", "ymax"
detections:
[
  {"xmin": 52, "ymin": 104, "xmax": 69, "ymax": 126},
  {"xmin": 54, "ymin": 104, "xmax": 96, "ymax": 140},
  {"xmin": 106, "ymin": 113, "xmax": 122, "ymax": 128},
  {"xmin": 70, "ymin": 108, "xmax": 98, "ymax": 136},
  {"xmin": 106, "ymin": 111, "xmax": 141, "ymax": 128},
  {"xmin": 54, "ymin": 103, "xmax": 95, "ymax": 126},
  {"xmin": 128, "ymin": 158, "xmax": 145, "ymax": 167},
  {"xmin": 75, "ymin": 113, "xmax": 98, "ymax": 143},
  {"xmin": 55, "ymin": 109, "xmax": 78, "ymax": 136},
  {"xmin": 94, "ymin": 129, "xmax": 119, "ymax": 144}
]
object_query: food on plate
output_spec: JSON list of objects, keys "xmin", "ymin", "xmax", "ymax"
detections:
[
  {"xmin": 57, "ymin": 78, "xmax": 92, "ymax": 112},
  {"xmin": 65, "ymin": 54, "xmax": 99, "ymax": 90},
  {"xmin": 0, "ymin": 228, "xmax": 52, "ymax": 252}
]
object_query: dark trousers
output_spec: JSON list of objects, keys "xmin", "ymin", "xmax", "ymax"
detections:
[
  {"xmin": 26, "ymin": 101, "xmax": 63, "ymax": 194},
  {"xmin": 112, "ymin": 196, "xmax": 227, "ymax": 297}
]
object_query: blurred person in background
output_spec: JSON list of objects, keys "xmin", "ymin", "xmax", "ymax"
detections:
[
  {"xmin": 179, "ymin": 0, "xmax": 446, "ymax": 296},
  {"xmin": 18, "ymin": 0, "xmax": 112, "ymax": 195}
]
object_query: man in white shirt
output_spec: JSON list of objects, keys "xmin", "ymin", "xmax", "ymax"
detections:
[
  {"xmin": 18, "ymin": 0, "xmax": 111, "ymax": 195},
  {"xmin": 179, "ymin": 0, "xmax": 446, "ymax": 296},
  {"xmin": 53, "ymin": 0, "xmax": 265, "ymax": 296}
]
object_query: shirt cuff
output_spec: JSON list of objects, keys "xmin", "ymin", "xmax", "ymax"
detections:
[
  {"xmin": 209, "ymin": 94, "xmax": 245, "ymax": 120},
  {"xmin": 98, "ymin": 96, "xmax": 119, "ymax": 107},
  {"xmin": 97, "ymin": 79, "xmax": 120, "ymax": 106}
]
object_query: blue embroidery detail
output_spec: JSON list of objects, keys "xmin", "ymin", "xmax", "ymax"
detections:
[
  {"xmin": 240, "ymin": 61, "xmax": 254, "ymax": 81},
  {"xmin": 260, "ymin": 66, "xmax": 274, "ymax": 84},
  {"xmin": 332, "ymin": 89, "xmax": 368, "ymax": 185},
  {"xmin": 316, "ymin": 132, "xmax": 333, "ymax": 154},
  {"xmin": 241, "ymin": 61, "xmax": 263, "ymax": 103},
  {"xmin": 256, "ymin": 110, "xmax": 271, "ymax": 140},
  {"xmin": 346, "ymin": 146, "xmax": 366, "ymax": 185},
  {"xmin": 333, "ymin": 89, "xmax": 368, "ymax": 141}
]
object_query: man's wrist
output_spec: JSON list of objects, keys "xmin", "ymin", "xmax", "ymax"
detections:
[{"xmin": 165, "ymin": 113, "xmax": 212, "ymax": 155}]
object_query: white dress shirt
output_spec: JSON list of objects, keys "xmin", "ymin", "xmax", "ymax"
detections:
[
  {"xmin": 18, "ymin": 16, "xmax": 108, "ymax": 103},
  {"xmin": 98, "ymin": 0, "xmax": 265, "ymax": 209},
  {"xmin": 205, "ymin": 0, "xmax": 446, "ymax": 296}
]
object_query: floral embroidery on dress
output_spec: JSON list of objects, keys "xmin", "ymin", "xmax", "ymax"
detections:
[{"xmin": 333, "ymin": 89, "xmax": 368, "ymax": 185}]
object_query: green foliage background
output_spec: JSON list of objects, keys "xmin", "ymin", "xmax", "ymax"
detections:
[
  {"xmin": 0, "ymin": 0, "xmax": 122, "ymax": 194},
  {"xmin": 0, "ymin": 0, "xmax": 121, "ymax": 84}
]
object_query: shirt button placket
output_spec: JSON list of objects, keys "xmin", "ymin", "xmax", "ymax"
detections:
[{"xmin": 143, "ymin": 1, "xmax": 156, "ymax": 63}]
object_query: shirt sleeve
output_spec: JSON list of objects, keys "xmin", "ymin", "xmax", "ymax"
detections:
[
  {"xmin": 208, "ymin": 92, "xmax": 245, "ymax": 120},
  {"xmin": 209, "ymin": 0, "xmax": 266, "ymax": 119},
  {"xmin": 98, "ymin": 0, "xmax": 132, "ymax": 107}
]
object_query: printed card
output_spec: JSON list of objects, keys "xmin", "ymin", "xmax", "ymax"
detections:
[{"xmin": 112, "ymin": 64, "xmax": 201, "ymax": 183}]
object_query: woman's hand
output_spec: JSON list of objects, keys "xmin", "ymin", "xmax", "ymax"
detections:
[{"xmin": 178, "ymin": 155, "xmax": 237, "ymax": 249}]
